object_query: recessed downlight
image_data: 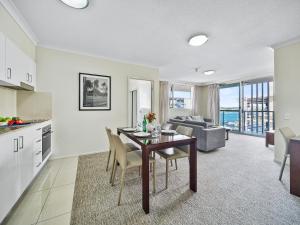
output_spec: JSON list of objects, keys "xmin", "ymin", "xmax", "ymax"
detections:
[
  {"xmin": 188, "ymin": 34, "xmax": 208, "ymax": 46},
  {"xmin": 59, "ymin": 0, "xmax": 89, "ymax": 9},
  {"xmin": 203, "ymin": 70, "xmax": 215, "ymax": 75}
]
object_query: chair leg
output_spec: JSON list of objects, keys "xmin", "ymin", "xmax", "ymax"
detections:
[
  {"xmin": 109, "ymin": 157, "xmax": 116, "ymax": 183},
  {"xmin": 279, "ymin": 155, "xmax": 288, "ymax": 181},
  {"xmin": 166, "ymin": 159, "xmax": 169, "ymax": 189},
  {"xmin": 175, "ymin": 159, "xmax": 178, "ymax": 170},
  {"xmin": 118, "ymin": 169, "xmax": 126, "ymax": 206},
  {"xmin": 106, "ymin": 149, "xmax": 111, "ymax": 172},
  {"xmin": 111, "ymin": 159, "xmax": 117, "ymax": 186},
  {"xmin": 139, "ymin": 166, "xmax": 141, "ymax": 176},
  {"xmin": 152, "ymin": 162, "xmax": 156, "ymax": 193},
  {"xmin": 170, "ymin": 160, "xmax": 173, "ymax": 167}
]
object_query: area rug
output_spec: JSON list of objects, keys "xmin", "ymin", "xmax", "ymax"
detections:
[{"xmin": 70, "ymin": 134, "xmax": 300, "ymax": 225}]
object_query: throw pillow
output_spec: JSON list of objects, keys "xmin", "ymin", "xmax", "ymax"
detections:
[{"xmin": 191, "ymin": 115, "xmax": 204, "ymax": 122}]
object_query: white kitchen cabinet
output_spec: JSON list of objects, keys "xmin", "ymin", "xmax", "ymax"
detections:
[
  {"xmin": 0, "ymin": 32, "xmax": 36, "ymax": 89},
  {"xmin": 18, "ymin": 128, "xmax": 35, "ymax": 191},
  {"xmin": 4, "ymin": 37, "xmax": 22, "ymax": 86},
  {"xmin": 33, "ymin": 125, "xmax": 43, "ymax": 175},
  {"xmin": 0, "ymin": 133, "xmax": 21, "ymax": 223},
  {"xmin": 0, "ymin": 122, "xmax": 51, "ymax": 223},
  {"xmin": 21, "ymin": 52, "xmax": 36, "ymax": 88},
  {"xmin": 0, "ymin": 33, "xmax": 5, "ymax": 83}
]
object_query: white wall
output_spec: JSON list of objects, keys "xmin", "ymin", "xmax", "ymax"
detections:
[
  {"xmin": 36, "ymin": 47, "xmax": 159, "ymax": 158},
  {"xmin": 274, "ymin": 41, "xmax": 300, "ymax": 163},
  {"xmin": 0, "ymin": 86, "xmax": 16, "ymax": 116}
]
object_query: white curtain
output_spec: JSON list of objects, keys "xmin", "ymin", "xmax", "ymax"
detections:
[
  {"xmin": 207, "ymin": 84, "xmax": 220, "ymax": 125},
  {"xmin": 192, "ymin": 85, "xmax": 202, "ymax": 116},
  {"xmin": 159, "ymin": 81, "xmax": 169, "ymax": 124}
]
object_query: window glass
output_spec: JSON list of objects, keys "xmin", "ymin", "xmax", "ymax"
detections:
[{"xmin": 169, "ymin": 84, "xmax": 192, "ymax": 109}]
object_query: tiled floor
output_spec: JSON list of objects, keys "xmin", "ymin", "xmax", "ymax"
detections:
[{"xmin": 3, "ymin": 157, "xmax": 78, "ymax": 225}]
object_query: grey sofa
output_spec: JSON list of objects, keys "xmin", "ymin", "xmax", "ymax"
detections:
[
  {"xmin": 169, "ymin": 116, "xmax": 214, "ymax": 128},
  {"xmin": 168, "ymin": 119, "xmax": 226, "ymax": 152}
]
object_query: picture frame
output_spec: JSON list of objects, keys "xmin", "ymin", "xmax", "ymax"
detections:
[{"xmin": 79, "ymin": 73, "xmax": 111, "ymax": 111}]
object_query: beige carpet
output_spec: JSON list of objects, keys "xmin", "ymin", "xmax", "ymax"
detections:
[{"xmin": 70, "ymin": 134, "xmax": 300, "ymax": 225}]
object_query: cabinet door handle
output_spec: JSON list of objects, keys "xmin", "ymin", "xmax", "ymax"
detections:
[
  {"xmin": 26, "ymin": 73, "xmax": 30, "ymax": 81},
  {"xmin": 13, "ymin": 138, "xmax": 18, "ymax": 152},
  {"xmin": 36, "ymin": 162, "xmax": 42, "ymax": 168},
  {"xmin": 36, "ymin": 139, "xmax": 42, "ymax": 143},
  {"xmin": 35, "ymin": 150, "xmax": 42, "ymax": 155},
  {"xmin": 7, "ymin": 68, "xmax": 12, "ymax": 79},
  {"xmin": 30, "ymin": 74, "xmax": 33, "ymax": 83},
  {"xmin": 19, "ymin": 136, "xmax": 24, "ymax": 149}
]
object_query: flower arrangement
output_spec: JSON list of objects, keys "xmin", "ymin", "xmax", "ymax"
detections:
[{"xmin": 146, "ymin": 112, "xmax": 156, "ymax": 123}]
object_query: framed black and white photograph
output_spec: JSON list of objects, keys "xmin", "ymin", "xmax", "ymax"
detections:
[{"xmin": 79, "ymin": 73, "xmax": 111, "ymax": 111}]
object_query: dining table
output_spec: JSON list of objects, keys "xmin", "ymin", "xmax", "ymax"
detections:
[{"xmin": 117, "ymin": 128, "xmax": 197, "ymax": 214}]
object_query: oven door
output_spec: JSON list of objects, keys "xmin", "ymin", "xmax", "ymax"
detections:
[{"xmin": 42, "ymin": 130, "xmax": 51, "ymax": 160}]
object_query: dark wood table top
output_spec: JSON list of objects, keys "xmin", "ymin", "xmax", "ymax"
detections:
[
  {"xmin": 117, "ymin": 128, "xmax": 196, "ymax": 150},
  {"xmin": 291, "ymin": 136, "xmax": 300, "ymax": 143}
]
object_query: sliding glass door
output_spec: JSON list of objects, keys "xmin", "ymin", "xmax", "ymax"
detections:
[
  {"xmin": 219, "ymin": 83, "xmax": 240, "ymax": 131},
  {"xmin": 219, "ymin": 79, "xmax": 274, "ymax": 136},
  {"xmin": 242, "ymin": 81, "xmax": 274, "ymax": 135}
]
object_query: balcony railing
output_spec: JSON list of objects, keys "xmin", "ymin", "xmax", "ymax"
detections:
[
  {"xmin": 219, "ymin": 110, "xmax": 275, "ymax": 135},
  {"xmin": 219, "ymin": 110, "xmax": 240, "ymax": 131}
]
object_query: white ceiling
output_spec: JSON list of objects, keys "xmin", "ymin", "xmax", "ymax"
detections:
[{"xmin": 11, "ymin": 0, "xmax": 300, "ymax": 84}]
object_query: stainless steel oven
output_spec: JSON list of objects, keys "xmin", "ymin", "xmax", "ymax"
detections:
[{"xmin": 42, "ymin": 125, "xmax": 51, "ymax": 161}]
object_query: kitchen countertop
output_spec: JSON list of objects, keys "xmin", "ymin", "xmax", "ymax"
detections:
[{"xmin": 0, "ymin": 120, "xmax": 50, "ymax": 135}]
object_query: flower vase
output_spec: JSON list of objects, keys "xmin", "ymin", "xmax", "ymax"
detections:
[{"xmin": 147, "ymin": 122, "xmax": 155, "ymax": 133}]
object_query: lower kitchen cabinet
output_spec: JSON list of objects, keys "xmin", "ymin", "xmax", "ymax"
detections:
[
  {"xmin": 0, "ymin": 121, "xmax": 51, "ymax": 223},
  {"xmin": 18, "ymin": 128, "xmax": 35, "ymax": 191},
  {"xmin": 0, "ymin": 133, "xmax": 21, "ymax": 223}
]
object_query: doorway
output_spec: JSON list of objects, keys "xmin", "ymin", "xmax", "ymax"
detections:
[{"xmin": 128, "ymin": 79, "xmax": 153, "ymax": 127}]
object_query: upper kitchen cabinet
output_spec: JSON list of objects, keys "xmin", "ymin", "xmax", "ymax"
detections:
[
  {"xmin": 21, "ymin": 51, "xmax": 36, "ymax": 88},
  {"xmin": 0, "ymin": 32, "xmax": 36, "ymax": 90},
  {"xmin": 0, "ymin": 33, "xmax": 5, "ymax": 84},
  {"xmin": 5, "ymin": 37, "xmax": 23, "ymax": 86}
]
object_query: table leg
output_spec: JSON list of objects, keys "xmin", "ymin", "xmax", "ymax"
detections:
[
  {"xmin": 189, "ymin": 140, "xmax": 197, "ymax": 192},
  {"xmin": 265, "ymin": 133, "xmax": 269, "ymax": 147},
  {"xmin": 226, "ymin": 130, "xmax": 229, "ymax": 140},
  {"xmin": 142, "ymin": 146, "xmax": 150, "ymax": 214}
]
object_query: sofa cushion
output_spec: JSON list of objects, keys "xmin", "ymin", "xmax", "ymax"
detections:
[
  {"xmin": 169, "ymin": 118, "xmax": 186, "ymax": 123},
  {"xmin": 186, "ymin": 116, "xmax": 193, "ymax": 121},
  {"xmin": 184, "ymin": 120, "xmax": 208, "ymax": 128},
  {"xmin": 191, "ymin": 115, "xmax": 204, "ymax": 122},
  {"xmin": 174, "ymin": 116, "xmax": 186, "ymax": 120}
]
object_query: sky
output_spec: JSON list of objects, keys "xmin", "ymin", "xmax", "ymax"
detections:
[{"xmin": 220, "ymin": 82, "xmax": 270, "ymax": 108}]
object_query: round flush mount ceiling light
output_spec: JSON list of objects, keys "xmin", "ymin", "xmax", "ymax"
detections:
[
  {"xmin": 188, "ymin": 34, "xmax": 208, "ymax": 46},
  {"xmin": 59, "ymin": 0, "xmax": 89, "ymax": 9},
  {"xmin": 203, "ymin": 70, "xmax": 216, "ymax": 75}
]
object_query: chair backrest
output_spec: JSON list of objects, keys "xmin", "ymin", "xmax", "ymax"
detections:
[
  {"xmin": 105, "ymin": 127, "xmax": 114, "ymax": 153},
  {"xmin": 176, "ymin": 125, "xmax": 193, "ymax": 137},
  {"xmin": 111, "ymin": 134, "xmax": 127, "ymax": 169},
  {"xmin": 161, "ymin": 123, "xmax": 172, "ymax": 130},
  {"xmin": 279, "ymin": 127, "xmax": 296, "ymax": 154}
]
